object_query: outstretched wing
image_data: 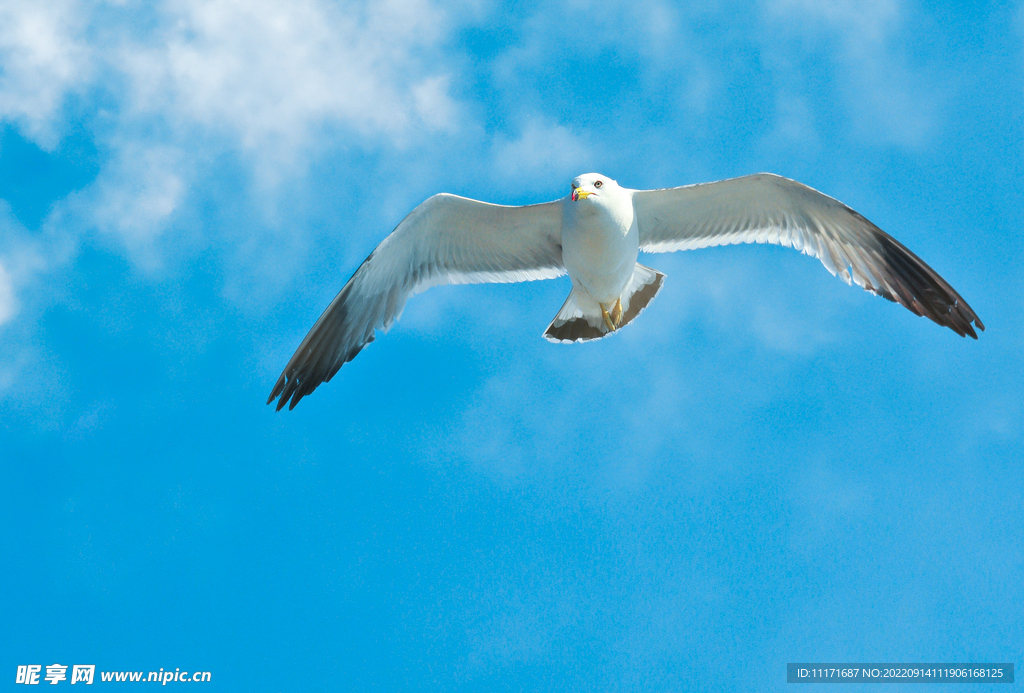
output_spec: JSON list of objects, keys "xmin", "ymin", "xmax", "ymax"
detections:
[
  {"xmin": 632, "ymin": 173, "xmax": 983, "ymax": 338},
  {"xmin": 269, "ymin": 193, "xmax": 565, "ymax": 410}
]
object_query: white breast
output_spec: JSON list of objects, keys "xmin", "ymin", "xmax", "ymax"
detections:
[{"xmin": 560, "ymin": 192, "xmax": 640, "ymax": 304}]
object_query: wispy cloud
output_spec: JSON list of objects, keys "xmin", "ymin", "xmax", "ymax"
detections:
[
  {"xmin": 0, "ymin": 0, "xmax": 473, "ymax": 317},
  {"xmin": 120, "ymin": 0, "xmax": 461, "ymax": 158},
  {"xmin": 0, "ymin": 259, "xmax": 16, "ymax": 325},
  {"xmin": 760, "ymin": 0, "xmax": 939, "ymax": 147},
  {"xmin": 0, "ymin": 202, "xmax": 55, "ymax": 327},
  {"xmin": 491, "ymin": 119, "xmax": 595, "ymax": 193},
  {"xmin": 0, "ymin": 0, "xmax": 92, "ymax": 149},
  {"xmin": 83, "ymin": 143, "xmax": 187, "ymax": 270}
]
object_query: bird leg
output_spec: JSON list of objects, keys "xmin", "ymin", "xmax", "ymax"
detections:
[
  {"xmin": 601, "ymin": 299, "xmax": 624, "ymax": 331},
  {"xmin": 601, "ymin": 304, "xmax": 615, "ymax": 331},
  {"xmin": 611, "ymin": 298, "xmax": 623, "ymax": 326}
]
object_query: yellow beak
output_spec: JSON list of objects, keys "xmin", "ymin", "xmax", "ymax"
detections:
[{"xmin": 572, "ymin": 189, "xmax": 591, "ymax": 201}]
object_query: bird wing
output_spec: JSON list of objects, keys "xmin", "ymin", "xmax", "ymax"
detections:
[
  {"xmin": 632, "ymin": 173, "xmax": 983, "ymax": 338},
  {"xmin": 269, "ymin": 193, "xmax": 565, "ymax": 410}
]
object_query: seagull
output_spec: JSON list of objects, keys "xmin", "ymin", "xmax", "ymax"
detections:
[{"xmin": 268, "ymin": 173, "xmax": 983, "ymax": 410}]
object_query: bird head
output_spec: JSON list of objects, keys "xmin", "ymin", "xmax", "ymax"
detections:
[{"xmin": 571, "ymin": 173, "xmax": 617, "ymax": 202}]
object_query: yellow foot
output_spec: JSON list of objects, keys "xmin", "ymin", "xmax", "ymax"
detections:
[
  {"xmin": 601, "ymin": 305, "xmax": 616, "ymax": 331},
  {"xmin": 611, "ymin": 298, "xmax": 623, "ymax": 327}
]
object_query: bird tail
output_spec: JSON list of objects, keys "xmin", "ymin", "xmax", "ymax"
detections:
[{"xmin": 543, "ymin": 263, "xmax": 665, "ymax": 343}]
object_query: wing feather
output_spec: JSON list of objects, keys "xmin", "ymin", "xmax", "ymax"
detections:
[
  {"xmin": 269, "ymin": 193, "xmax": 565, "ymax": 410},
  {"xmin": 633, "ymin": 173, "xmax": 983, "ymax": 338}
]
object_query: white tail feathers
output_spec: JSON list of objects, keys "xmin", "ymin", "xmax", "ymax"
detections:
[{"xmin": 543, "ymin": 263, "xmax": 666, "ymax": 343}]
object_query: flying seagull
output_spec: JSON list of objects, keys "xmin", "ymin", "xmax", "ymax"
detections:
[{"xmin": 269, "ymin": 173, "xmax": 983, "ymax": 410}]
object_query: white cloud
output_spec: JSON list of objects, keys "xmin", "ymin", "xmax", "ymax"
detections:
[
  {"xmin": 0, "ymin": 260, "xmax": 17, "ymax": 325},
  {"xmin": 413, "ymin": 76, "xmax": 459, "ymax": 132},
  {"xmin": 0, "ymin": 203, "xmax": 55, "ymax": 328},
  {"xmin": 0, "ymin": 205, "xmax": 72, "ymax": 407},
  {"xmin": 760, "ymin": 0, "xmax": 938, "ymax": 147},
  {"xmin": 488, "ymin": 0, "xmax": 715, "ymax": 117},
  {"xmin": 0, "ymin": 0, "xmax": 473, "ymax": 309},
  {"xmin": 0, "ymin": 0, "xmax": 92, "ymax": 149},
  {"xmin": 770, "ymin": 0, "xmax": 900, "ymax": 43},
  {"xmin": 84, "ymin": 144, "xmax": 187, "ymax": 270},
  {"xmin": 765, "ymin": 91, "xmax": 819, "ymax": 152},
  {"xmin": 120, "ymin": 0, "xmax": 460, "ymax": 157},
  {"xmin": 492, "ymin": 120, "xmax": 595, "ymax": 193}
]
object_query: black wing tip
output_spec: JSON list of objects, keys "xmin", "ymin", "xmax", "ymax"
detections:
[
  {"xmin": 266, "ymin": 370, "xmax": 308, "ymax": 411},
  {"xmin": 266, "ymin": 340, "xmax": 371, "ymax": 411},
  {"xmin": 267, "ymin": 375, "xmax": 285, "ymax": 407},
  {"xmin": 871, "ymin": 233, "xmax": 985, "ymax": 342},
  {"xmin": 961, "ymin": 317, "xmax": 983, "ymax": 340},
  {"xmin": 267, "ymin": 385, "xmax": 291, "ymax": 411},
  {"xmin": 933, "ymin": 307, "xmax": 982, "ymax": 340},
  {"xmin": 960, "ymin": 313, "xmax": 981, "ymax": 339},
  {"xmin": 266, "ymin": 378, "xmax": 309, "ymax": 411},
  {"xmin": 949, "ymin": 298, "xmax": 984, "ymax": 340}
]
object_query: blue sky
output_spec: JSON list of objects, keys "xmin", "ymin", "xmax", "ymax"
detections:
[{"xmin": 1, "ymin": 0, "xmax": 1021, "ymax": 690}]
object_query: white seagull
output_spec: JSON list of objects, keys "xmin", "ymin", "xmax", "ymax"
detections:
[{"xmin": 269, "ymin": 173, "xmax": 983, "ymax": 410}]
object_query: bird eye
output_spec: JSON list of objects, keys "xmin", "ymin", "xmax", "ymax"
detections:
[{"xmin": 595, "ymin": 180, "xmax": 603, "ymax": 188}]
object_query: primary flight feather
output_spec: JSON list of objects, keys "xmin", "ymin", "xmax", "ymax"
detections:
[{"xmin": 268, "ymin": 173, "xmax": 983, "ymax": 410}]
